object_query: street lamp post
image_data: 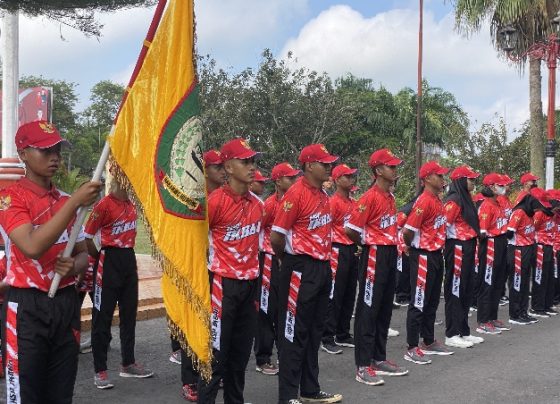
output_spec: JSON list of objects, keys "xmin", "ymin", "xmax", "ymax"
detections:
[{"xmin": 499, "ymin": 15, "xmax": 560, "ymax": 190}]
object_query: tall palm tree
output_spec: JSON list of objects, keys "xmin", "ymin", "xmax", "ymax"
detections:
[{"xmin": 453, "ymin": 0, "xmax": 560, "ymax": 181}]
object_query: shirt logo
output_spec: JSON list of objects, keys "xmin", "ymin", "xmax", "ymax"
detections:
[
  {"xmin": 308, "ymin": 213, "xmax": 331, "ymax": 230},
  {"xmin": 283, "ymin": 201, "xmax": 293, "ymax": 212},
  {"xmin": 111, "ymin": 220, "xmax": 137, "ymax": 235},
  {"xmin": 434, "ymin": 215, "xmax": 446, "ymax": 229},
  {"xmin": 379, "ymin": 214, "xmax": 396, "ymax": 229},
  {"xmin": 224, "ymin": 221, "xmax": 261, "ymax": 242},
  {"xmin": 496, "ymin": 217, "xmax": 508, "ymax": 229},
  {"xmin": 524, "ymin": 225, "xmax": 535, "ymax": 235},
  {"xmin": 358, "ymin": 204, "xmax": 366, "ymax": 213},
  {"xmin": 0, "ymin": 196, "xmax": 11, "ymax": 211},
  {"xmin": 415, "ymin": 207, "xmax": 423, "ymax": 216}
]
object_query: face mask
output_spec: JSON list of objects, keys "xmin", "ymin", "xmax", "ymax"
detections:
[
  {"xmin": 530, "ymin": 182, "xmax": 538, "ymax": 189},
  {"xmin": 494, "ymin": 185, "xmax": 506, "ymax": 196}
]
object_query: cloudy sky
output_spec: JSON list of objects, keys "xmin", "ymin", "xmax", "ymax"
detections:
[{"xmin": 12, "ymin": 0, "xmax": 550, "ymax": 138}]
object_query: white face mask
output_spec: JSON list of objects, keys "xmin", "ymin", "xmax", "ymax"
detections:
[{"xmin": 494, "ymin": 185, "xmax": 506, "ymax": 196}]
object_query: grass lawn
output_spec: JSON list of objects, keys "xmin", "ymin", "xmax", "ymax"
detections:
[{"xmin": 135, "ymin": 216, "xmax": 152, "ymax": 255}]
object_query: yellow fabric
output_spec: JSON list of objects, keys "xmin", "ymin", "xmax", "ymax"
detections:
[{"xmin": 108, "ymin": 0, "xmax": 211, "ymax": 373}]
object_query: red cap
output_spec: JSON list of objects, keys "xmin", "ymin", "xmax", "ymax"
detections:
[
  {"xmin": 203, "ymin": 150, "xmax": 223, "ymax": 167},
  {"xmin": 472, "ymin": 193, "xmax": 485, "ymax": 203},
  {"xmin": 368, "ymin": 148, "xmax": 402, "ymax": 168},
  {"xmin": 547, "ymin": 189, "xmax": 560, "ymax": 201},
  {"xmin": 419, "ymin": 161, "xmax": 449, "ymax": 179},
  {"xmin": 482, "ymin": 172, "xmax": 507, "ymax": 186},
  {"xmin": 15, "ymin": 120, "xmax": 70, "ymax": 150},
  {"xmin": 332, "ymin": 164, "xmax": 357, "ymax": 180},
  {"xmin": 253, "ymin": 170, "xmax": 269, "ymax": 182},
  {"xmin": 500, "ymin": 174, "xmax": 514, "ymax": 185},
  {"xmin": 520, "ymin": 172, "xmax": 539, "ymax": 184},
  {"xmin": 271, "ymin": 162, "xmax": 301, "ymax": 180},
  {"xmin": 220, "ymin": 138, "xmax": 258, "ymax": 161},
  {"xmin": 298, "ymin": 144, "xmax": 339, "ymax": 164},
  {"xmin": 530, "ymin": 187, "xmax": 551, "ymax": 208},
  {"xmin": 450, "ymin": 165, "xmax": 480, "ymax": 181}
]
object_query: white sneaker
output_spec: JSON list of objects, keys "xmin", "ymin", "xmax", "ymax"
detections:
[
  {"xmin": 388, "ymin": 328, "xmax": 400, "ymax": 337},
  {"xmin": 462, "ymin": 335, "xmax": 484, "ymax": 344},
  {"xmin": 444, "ymin": 335, "xmax": 473, "ymax": 349}
]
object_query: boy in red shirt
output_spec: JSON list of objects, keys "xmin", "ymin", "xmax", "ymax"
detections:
[
  {"xmin": 254, "ymin": 162, "xmax": 300, "ymax": 376},
  {"xmin": 199, "ymin": 138, "xmax": 264, "ymax": 403},
  {"xmin": 507, "ymin": 191, "xmax": 541, "ymax": 324},
  {"xmin": 321, "ymin": 163, "xmax": 358, "ymax": 355},
  {"xmin": 85, "ymin": 179, "xmax": 153, "ymax": 389},
  {"xmin": 0, "ymin": 121, "xmax": 101, "ymax": 403},
  {"xmin": 402, "ymin": 161, "xmax": 452, "ymax": 364},
  {"xmin": 250, "ymin": 170, "xmax": 269, "ymax": 197},
  {"xmin": 475, "ymin": 173, "xmax": 510, "ymax": 334},
  {"xmin": 443, "ymin": 166, "xmax": 483, "ymax": 349},
  {"xmin": 203, "ymin": 149, "xmax": 226, "ymax": 195},
  {"xmin": 514, "ymin": 172, "xmax": 539, "ymax": 205},
  {"xmin": 271, "ymin": 144, "xmax": 342, "ymax": 404},
  {"xmin": 346, "ymin": 149, "xmax": 409, "ymax": 385}
]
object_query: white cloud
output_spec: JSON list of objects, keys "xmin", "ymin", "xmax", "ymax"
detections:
[{"xmin": 280, "ymin": 5, "xmax": 542, "ymax": 135}]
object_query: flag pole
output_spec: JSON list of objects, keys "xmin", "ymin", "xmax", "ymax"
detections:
[{"xmin": 48, "ymin": 140, "xmax": 111, "ymax": 298}]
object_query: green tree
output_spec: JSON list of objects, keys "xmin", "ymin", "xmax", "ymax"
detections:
[
  {"xmin": 453, "ymin": 0, "xmax": 560, "ymax": 182},
  {"xmin": 82, "ymin": 80, "xmax": 125, "ymax": 134},
  {"xmin": 0, "ymin": 1, "xmax": 157, "ymax": 37}
]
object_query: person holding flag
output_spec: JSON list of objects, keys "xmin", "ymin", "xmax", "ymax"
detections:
[
  {"xmin": 0, "ymin": 121, "xmax": 102, "ymax": 403},
  {"xmin": 442, "ymin": 166, "xmax": 483, "ymax": 349},
  {"xmin": 271, "ymin": 144, "xmax": 342, "ymax": 404},
  {"xmin": 345, "ymin": 149, "xmax": 409, "ymax": 385},
  {"xmin": 254, "ymin": 162, "xmax": 300, "ymax": 376},
  {"xmin": 402, "ymin": 161, "xmax": 453, "ymax": 364},
  {"xmin": 321, "ymin": 163, "xmax": 359, "ymax": 355},
  {"xmin": 199, "ymin": 138, "xmax": 264, "ymax": 403}
]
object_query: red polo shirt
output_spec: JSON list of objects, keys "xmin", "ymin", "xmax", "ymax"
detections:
[
  {"xmin": 444, "ymin": 200, "xmax": 477, "ymax": 241},
  {"xmin": 497, "ymin": 195, "xmax": 513, "ymax": 219},
  {"xmin": 404, "ymin": 190, "xmax": 446, "ymax": 251},
  {"xmin": 330, "ymin": 192, "xmax": 355, "ymax": 245},
  {"xmin": 478, "ymin": 197, "xmax": 508, "ymax": 237},
  {"xmin": 84, "ymin": 194, "xmax": 137, "ymax": 248},
  {"xmin": 533, "ymin": 211, "xmax": 555, "ymax": 246},
  {"xmin": 0, "ymin": 178, "xmax": 84, "ymax": 292},
  {"xmin": 272, "ymin": 177, "xmax": 332, "ymax": 261},
  {"xmin": 260, "ymin": 193, "xmax": 281, "ymax": 254},
  {"xmin": 346, "ymin": 185, "xmax": 397, "ymax": 246},
  {"xmin": 507, "ymin": 209, "xmax": 535, "ymax": 246},
  {"xmin": 208, "ymin": 185, "xmax": 263, "ymax": 280}
]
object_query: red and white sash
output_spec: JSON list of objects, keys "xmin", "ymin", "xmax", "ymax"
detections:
[
  {"xmin": 414, "ymin": 255, "xmax": 428, "ymax": 311},
  {"xmin": 5, "ymin": 301, "xmax": 20, "ymax": 404},
  {"xmin": 484, "ymin": 238, "xmax": 494, "ymax": 286},
  {"xmin": 535, "ymin": 244, "xmax": 543, "ymax": 285},
  {"xmin": 363, "ymin": 246, "xmax": 377, "ymax": 307},
  {"xmin": 210, "ymin": 275, "xmax": 223, "ymax": 350},
  {"xmin": 260, "ymin": 254, "xmax": 273, "ymax": 314},
  {"xmin": 329, "ymin": 247, "xmax": 339, "ymax": 300},
  {"xmin": 93, "ymin": 250, "xmax": 106, "ymax": 311},
  {"xmin": 452, "ymin": 245, "xmax": 462, "ymax": 298},
  {"xmin": 513, "ymin": 249, "xmax": 522, "ymax": 292},
  {"xmin": 285, "ymin": 271, "xmax": 302, "ymax": 343},
  {"xmin": 474, "ymin": 242, "xmax": 479, "ymax": 274}
]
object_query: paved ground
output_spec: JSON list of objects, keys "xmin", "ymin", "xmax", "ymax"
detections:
[{"xmin": 1, "ymin": 301, "xmax": 559, "ymax": 403}]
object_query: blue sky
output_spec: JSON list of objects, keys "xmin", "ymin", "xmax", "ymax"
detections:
[{"xmin": 14, "ymin": 0, "xmax": 541, "ymax": 137}]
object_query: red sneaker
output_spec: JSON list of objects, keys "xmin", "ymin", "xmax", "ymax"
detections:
[{"xmin": 182, "ymin": 384, "xmax": 198, "ymax": 402}]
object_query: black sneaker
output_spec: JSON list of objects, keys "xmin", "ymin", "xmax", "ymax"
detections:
[
  {"xmin": 300, "ymin": 390, "xmax": 342, "ymax": 403},
  {"xmin": 529, "ymin": 309, "xmax": 550, "ymax": 318},
  {"xmin": 521, "ymin": 314, "xmax": 539, "ymax": 324},
  {"xmin": 334, "ymin": 335, "xmax": 355, "ymax": 348},
  {"xmin": 545, "ymin": 308, "xmax": 559, "ymax": 316},
  {"xmin": 320, "ymin": 341, "xmax": 343, "ymax": 355},
  {"xmin": 508, "ymin": 317, "xmax": 531, "ymax": 325}
]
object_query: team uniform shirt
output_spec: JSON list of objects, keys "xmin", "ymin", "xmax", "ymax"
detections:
[
  {"xmin": 478, "ymin": 197, "xmax": 509, "ymax": 237},
  {"xmin": 444, "ymin": 200, "xmax": 477, "ymax": 241},
  {"xmin": 507, "ymin": 209, "xmax": 535, "ymax": 247},
  {"xmin": 514, "ymin": 191, "xmax": 529, "ymax": 206},
  {"xmin": 84, "ymin": 194, "xmax": 137, "ymax": 248},
  {"xmin": 345, "ymin": 185, "xmax": 397, "ymax": 246},
  {"xmin": 0, "ymin": 178, "xmax": 85, "ymax": 292},
  {"xmin": 208, "ymin": 185, "xmax": 264, "ymax": 280},
  {"xmin": 554, "ymin": 214, "xmax": 560, "ymax": 253},
  {"xmin": 404, "ymin": 190, "xmax": 446, "ymax": 251},
  {"xmin": 533, "ymin": 211, "xmax": 555, "ymax": 246},
  {"xmin": 260, "ymin": 193, "xmax": 281, "ymax": 254},
  {"xmin": 330, "ymin": 192, "xmax": 355, "ymax": 245},
  {"xmin": 272, "ymin": 177, "xmax": 332, "ymax": 261},
  {"xmin": 497, "ymin": 195, "xmax": 513, "ymax": 219},
  {"xmin": 396, "ymin": 211, "xmax": 408, "ymax": 254}
]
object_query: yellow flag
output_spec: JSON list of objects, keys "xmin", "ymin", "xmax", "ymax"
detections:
[{"xmin": 108, "ymin": 0, "xmax": 211, "ymax": 376}]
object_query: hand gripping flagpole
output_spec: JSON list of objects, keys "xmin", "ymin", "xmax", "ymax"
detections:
[{"xmin": 48, "ymin": 140, "xmax": 111, "ymax": 298}]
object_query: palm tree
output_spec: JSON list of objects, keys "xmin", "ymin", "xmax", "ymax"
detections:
[{"xmin": 453, "ymin": 0, "xmax": 560, "ymax": 181}]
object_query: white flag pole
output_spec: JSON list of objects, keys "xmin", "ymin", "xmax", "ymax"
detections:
[{"xmin": 48, "ymin": 140, "xmax": 111, "ymax": 298}]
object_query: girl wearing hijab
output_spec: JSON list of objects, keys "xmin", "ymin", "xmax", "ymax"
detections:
[{"xmin": 443, "ymin": 166, "xmax": 484, "ymax": 349}]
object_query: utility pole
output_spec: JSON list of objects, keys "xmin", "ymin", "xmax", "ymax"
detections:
[
  {"xmin": 416, "ymin": 0, "xmax": 423, "ymax": 193},
  {"xmin": 2, "ymin": 10, "xmax": 19, "ymax": 159}
]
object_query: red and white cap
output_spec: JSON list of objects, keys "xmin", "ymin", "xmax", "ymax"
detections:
[
  {"xmin": 530, "ymin": 187, "xmax": 551, "ymax": 208},
  {"xmin": 419, "ymin": 161, "xmax": 449, "ymax": 179},
  {"xmin": 220, "ymin": 138, "xmax": 259, "ymax": 161},
  {"xmin": 298, "ymin": 144, "xmax": 339, "ymax": 164},
  {"xmin": 368, "ymin": 148, "xmax": 402, "ymax": 168},
  {"xmin": 203, "ymin": 150, "xmax": 224, "ymax": 167},
  {"xmin": 450, "ymin": 165, "xmax": 479, "ymax": 181},
  {"xmin": 15, "ymin": 120, "xmax": 70, "ymax": 150},
  {"xmin": 472, "ymin": 193, "xmax": 485, "ymax": 203},
  {"xmin": 520, "ymin": 172, "xmax": 539, "ymax": 184},
  {"xmin": 482, "ymin": 173, "xmax": 507, "ymax": 186},
  {"xmin": 253, "ymin": 170, "xmax": 269, "ymax": 182},
  {"xmin": 500, "ymin": 174, "xmax": 515, "ymax": 185},
  {"xmin": 270, "ymin": 162, "xmax": 301, "ymax": 180},
  {"xmin": 332, "ymin": 164, "xmax": 357, "ymax": 180}
]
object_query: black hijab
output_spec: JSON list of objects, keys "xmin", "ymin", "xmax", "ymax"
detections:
[
  {"xmin": 512, "ymin": 193, "xmax": 544, "ymax": 218},
  {"xmin": 445, "ymin": 177, "xmax": 480, "ymax": 235}
]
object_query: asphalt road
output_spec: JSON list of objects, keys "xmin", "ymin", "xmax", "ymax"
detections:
[{"xmin": 1, "ymin": 300, "xmax": 559, "ymax": 404}]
